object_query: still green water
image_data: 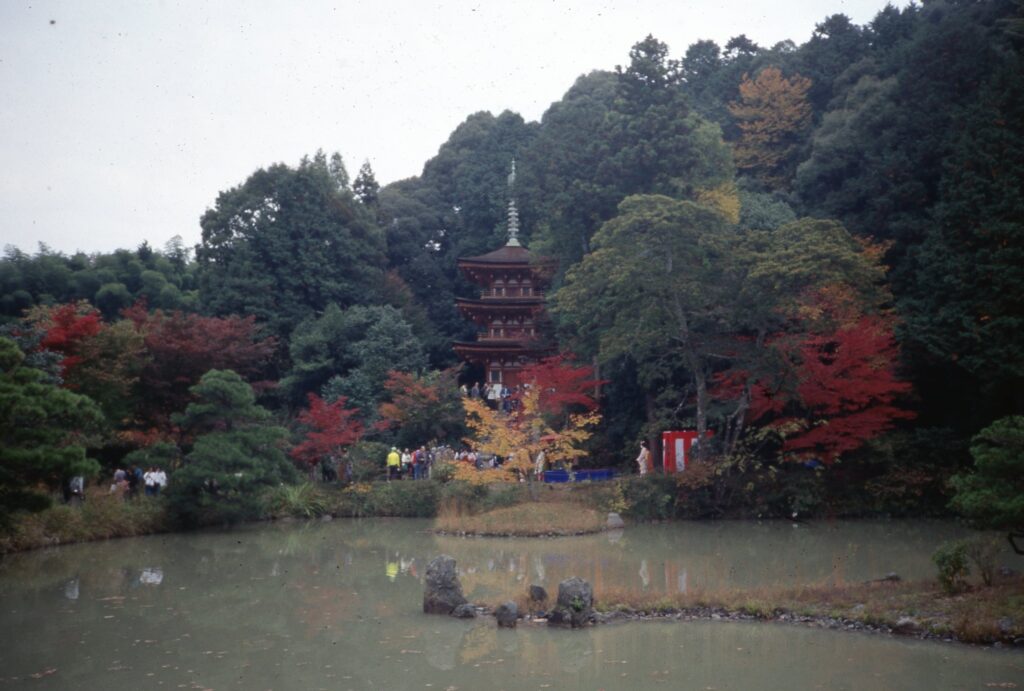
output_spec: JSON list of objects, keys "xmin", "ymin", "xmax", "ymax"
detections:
[{"xmin": 0, "ymin": 519, "xmax": 1020, "ymax": 690}]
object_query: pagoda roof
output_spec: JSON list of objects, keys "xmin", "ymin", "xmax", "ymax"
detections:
[
  {"xmin": 458, "ymin": 244, "xmax": 533, "ymax": 266},
  {"xmin": 455, "ymin": 297, "xmax": 544, "ymax": 310},
  {"xmin": 454, "ymin": 341, "xmax": 557, "ymax": 362}
]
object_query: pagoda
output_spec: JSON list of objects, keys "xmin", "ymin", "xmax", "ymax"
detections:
[{"xmin": 453, "ymin": 162, "xmax": 552, "ymax": 387}]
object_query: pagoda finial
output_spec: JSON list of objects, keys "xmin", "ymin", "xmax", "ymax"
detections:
[{"xmin": 506, "ymin": 158, "xmax": 521, "ymax": 247}]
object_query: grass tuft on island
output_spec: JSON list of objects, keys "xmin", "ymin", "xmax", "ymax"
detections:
[
  {"xmin": 587, "ymin": 575, "xmax": 1024, "ymax": 645},
  {"xmin": 434, "ymin": 501, "xmax": 607, "ymax": 537}
]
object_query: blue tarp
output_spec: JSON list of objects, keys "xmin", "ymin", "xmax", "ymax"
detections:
[{"xmin": 542, "ymin": 468, "xmax": 617, "ymax": 483}]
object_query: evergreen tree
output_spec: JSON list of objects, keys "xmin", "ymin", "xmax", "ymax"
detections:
[
  {"xmin": 167, "ymin": 370, "xmax": 297, "ymax": 526},
  {"xmin": 283, "ymin": 304, "xmax": 427, "ymax": 412},
  {"xmin": 0, "ymin": 337, "xmax": 102, "ymax": 526},
  {"xmin": 196, "ymin": 157, "xmax": 386, "ymax": 340},
  {"xmin": 950, "ymin": 416, "xmax": 1024, "ymax": 552},
  {"xmin": 901, "ymin": 55, "xmax": 1024, "ymax": 419},
  {"xmin": 353, "ymin": 161, "xmax": 380, "ymax": 206}
]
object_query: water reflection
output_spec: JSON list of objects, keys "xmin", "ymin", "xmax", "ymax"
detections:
[{"xmin": 0, "ymin": 518, "xmax": 1017, "ymax": 690}]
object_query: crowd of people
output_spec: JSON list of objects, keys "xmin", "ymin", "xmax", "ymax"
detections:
[
  {"xmin": 107, "ymin": 465, "xmax": 168, "ymax": 498},
  {"xmin": 384, "ymin": 444, "xmax": 459, "ymax": 481},
  {"xmin": 459, "ymin": 381, "xmax": 524, "ymax": 414}
]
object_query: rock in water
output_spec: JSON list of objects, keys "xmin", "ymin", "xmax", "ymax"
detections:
[
  {"xmin": 548, "ymin": 577, "xmax": 594, "ymax": 628},
  {"xmin": 495, "ymin": 601, "xmax": 518, "ymax": 628},
  {"xmin": 451, "ymin": 603, "xmax": 477, "ymax": 619},
  {"xmin": 606, "ymin": 512, "xmax": 624, "ymax": 529},
  {"xmin": 423, "ymin": 555, "xmax": 468, "ymax": 614}
]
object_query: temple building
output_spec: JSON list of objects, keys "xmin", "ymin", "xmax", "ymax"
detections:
[{"xmin": 453, "ymin": 162, "xmax": 552, "ymax": 387}]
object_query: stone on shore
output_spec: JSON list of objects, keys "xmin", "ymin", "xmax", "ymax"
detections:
[
  {"xmin": 423, "ymin": 555, "xmax": 467, "ymax": 615},
  {"xmin": 606, "ymin": 512, "xmax": 624, "ymax": 529}
]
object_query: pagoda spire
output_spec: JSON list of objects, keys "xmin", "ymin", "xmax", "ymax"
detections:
[{"xmin": 506, "ymin": 158, "xmax": 521, "ymax": 247}]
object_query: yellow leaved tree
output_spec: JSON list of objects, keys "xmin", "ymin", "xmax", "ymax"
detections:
[
  {"xmin": 455, "ymin": 386, "xmax": 600, "ymax": 486},
  {"xmin": 729, "ymin": 66, "xmax": 812, "ymax": 190}
]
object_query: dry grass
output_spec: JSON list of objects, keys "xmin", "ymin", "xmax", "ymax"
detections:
[
  {"xmin": 434, "ymin": 501, "xmax": 607, "ymax": 537},
  {"xmin": 0, "ymin": 490, "xmax": 170, "ymax": 554},
  {"xmin": 592, "ymin": 575, "xmax": 1024, "ymax": 644}
]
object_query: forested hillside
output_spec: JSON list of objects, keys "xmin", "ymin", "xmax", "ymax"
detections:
[{"xmin": 2, "ymin": 0, "xmax": 1021, "ymax": 522}]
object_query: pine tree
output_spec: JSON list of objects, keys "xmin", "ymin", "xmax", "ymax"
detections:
[
  {"xmin": 0, "ymin": 337, "xmax": 102, "ymax": 526},
  {"xmin": 353, "ymin": 161, "xmax": 380, "ymax": 206},
  {"xmin": 167, "ymin": 370, "xmax": 297, "ymax": 526}
]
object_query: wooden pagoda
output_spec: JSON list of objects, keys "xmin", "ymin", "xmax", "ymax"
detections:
[{"xmin": 453, "ymin": 162, "xmax": 552, "ymax": 387}]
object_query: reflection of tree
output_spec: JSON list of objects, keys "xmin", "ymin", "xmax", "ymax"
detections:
[{"xmin": 459, "ymin": 625, "xmax": 498, "ymax": 665}]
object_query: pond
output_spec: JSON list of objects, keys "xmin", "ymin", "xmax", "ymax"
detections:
[{"xmin": 0, "ymin": 519, "xmax": 1020, "ymax": 689}]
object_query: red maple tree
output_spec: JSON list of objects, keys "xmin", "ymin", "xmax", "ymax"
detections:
[
  {"xmin": 780, "ymin": 315, "xmax": 914, "ymax": 460},
  {"xmin": 746, "ymin": 315, "xmax": 915, "ymax": 462},
  {"xmin": 130, "ymin": 306, "xmax": 277, "ymax": 427},
  {"xmin": 34, "ymin": 302, "xmax": 104, "ymax": 377},
  {"xmin": 291, "ymin": 393, "xmax": 364, "ymax": 468},
  {"xmin": 514, "ymin": 353, "xmax": 602, "ymax": 418}
]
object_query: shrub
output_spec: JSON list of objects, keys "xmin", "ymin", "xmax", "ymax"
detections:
[
  {"xmin": 333, "ymin": 480, "xmax": 440, "ymax": 517},
  {"xmin": 621, "ymin": 475, "xmax": 676, "ymax": 521},
  {"xmin": 438, "ymin": 480, "xmax": 490, "ymax": 514},
  {"xmin": 933, "ymin": 541, "xmax": 971, "ymax": 594},
  {"xmin": 0, "ymin": 491, "xmax": 169, "ymax": 553},
  {"xmin": 346, "ymin": 441, "xmax": 390, "ymax": 483},
  {"xmin": 266, "ymin": 483, "xmax": 329, "ymax": 519},
  {"xmin": 963, "ymin": 535, "xmax": 1003, "ymax": 587}
]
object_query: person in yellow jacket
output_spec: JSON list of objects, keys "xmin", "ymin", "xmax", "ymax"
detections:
[{"xmin": 386, "ymin": 447, "xmax": 401, "ymax": 481}]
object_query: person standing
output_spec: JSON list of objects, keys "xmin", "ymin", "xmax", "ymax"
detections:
[
  {"xmin": 386, "ymin": 447, "xmax": 401, "ymax": 481},
  {"xmin": 412, "ymin": 447, "xmax": 422, "ymax": 480},
  {"xmin": 144, "ymin": 467, "xmax": 158, "ymax": 497},
  {"xmin": 401, "ymin": 449, "xmax": 412, "ymax": 478},
  {"xmin": 636, "ymin": 441, "xmax": 650, "ymax": 476}
]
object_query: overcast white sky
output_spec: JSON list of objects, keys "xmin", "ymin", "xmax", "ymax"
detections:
[{"xmin": 1, "ymin": 0, "xmax": 902, "ymax": 255}]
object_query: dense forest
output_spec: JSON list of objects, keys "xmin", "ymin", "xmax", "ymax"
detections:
[{"xmin": 2, "ymin": 0, "xmax": 1022, "ymax": 526}]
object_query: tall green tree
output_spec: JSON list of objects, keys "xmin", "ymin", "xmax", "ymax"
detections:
[
  {"xmin": 0, "ymin": 337, "xmax": 102, "ymax": 526},
  {"xmin": 196, "ymin": 155, "xmax": 386, "ymax": 340},
  {"xmin": 901, "ymin": 55, "xmax": 1024, "ymax": 419},
  {"xmin": 353, "ymin": 161, "xmax": 380, "ymax": 207},
  {"xmin": 283, "ymin": 304, "xmax": 427, "ymax": 413},
  {"xmin": 553, "ymin": 195, "xmax": 734, "ymax": 443},
  {"xmin": 522, "ymin": 36, "xmax": 733, "ymax": 268}
]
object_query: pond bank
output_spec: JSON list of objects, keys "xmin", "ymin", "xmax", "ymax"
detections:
[{"xmin": 476, "ymin": 576, "xmax": 1024, "ymax": 648}]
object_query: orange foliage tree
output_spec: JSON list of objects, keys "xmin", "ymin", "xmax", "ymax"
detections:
[{"xmin": 729, "ymin": 66, "xmax": 812, "ymax": 189}]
